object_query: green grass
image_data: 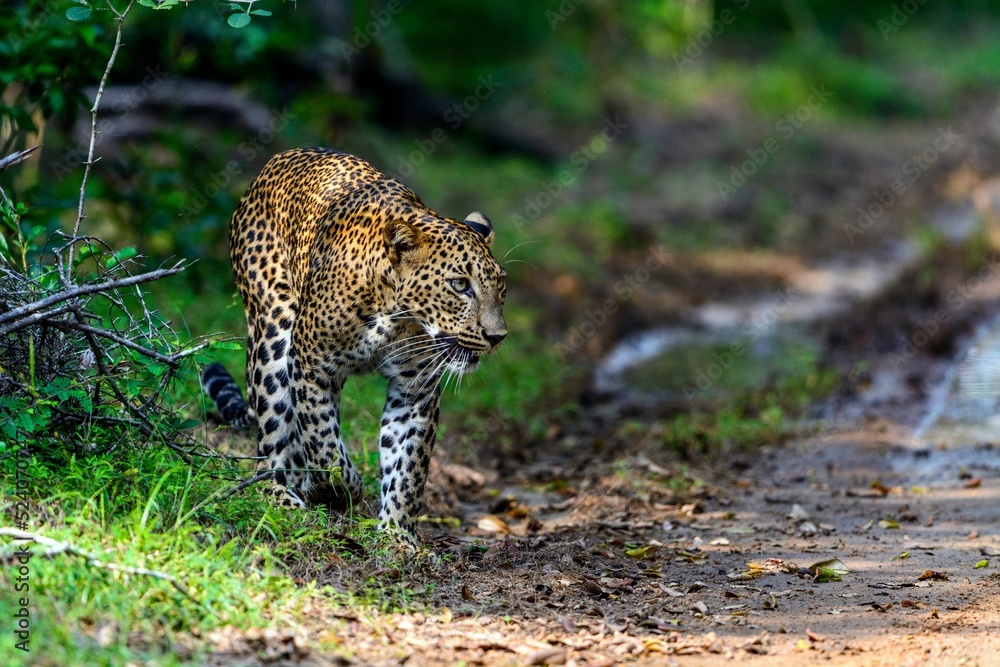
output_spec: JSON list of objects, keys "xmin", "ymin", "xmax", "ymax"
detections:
[
  {"xmin": 0, "ymin": 440, "xmax": 436, "ymax": 666},
  {"xmin": 654, "ymin": 354, "xmax": 838, "ymax": 459},
  {"xmin": 0, "ymin": 292, "xmax": 577, "ymax": 664}
]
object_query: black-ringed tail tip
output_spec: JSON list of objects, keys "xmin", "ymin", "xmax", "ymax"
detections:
[{"xmin": 200, "ymin": 362, "xmax": 252, "ymax": 430}]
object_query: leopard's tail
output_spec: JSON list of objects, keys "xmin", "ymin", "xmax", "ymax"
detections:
[{"xmin": 201, "ymin": 362, "xmax": 254, "ymax": 430}]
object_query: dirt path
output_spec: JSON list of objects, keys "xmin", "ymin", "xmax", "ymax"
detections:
[{"xmin": 265, "ymin": 422, "xmax": 994, "ymax": 667}]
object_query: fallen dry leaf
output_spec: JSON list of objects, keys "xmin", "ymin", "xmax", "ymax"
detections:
[
  {"xmin": 964, "ymin": 476, "xmax": 982, "ymax": 489},
  {"xmin": 477, "ymin": 514, "xmax": 511, "ymax": 534},
  {"xmin": 525, "ymin": 646, "xmax": 565, "ymax": 666},
  {"xmin": 870, "ymin": 480, "xmax": 891, "ymax": 496},
  {"xmin": 806, "ymin": 628, "xmax": 826, "ymax": 642},
  {"xmin": 676, "ymin": 549, "xmax": 707, "ymax": 562},
  {"xmin": 660, "ymin": 584, "xmax": 685, "ymax": 598},
  {"xmin": 788, "ymin": 504, "xmax": 810, "ymax": 520},
  {"xmin": 916, "ymin": 570, "xmax": 948, "ymax": 581}
]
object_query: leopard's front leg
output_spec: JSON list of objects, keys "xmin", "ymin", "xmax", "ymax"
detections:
[
  {"xmin": 377, "ymin": 377, "xmax": 442, "ymax": 538},
  {"xmin": 288, "ymin": 354, "xmax": 364, "ymax": 510}
]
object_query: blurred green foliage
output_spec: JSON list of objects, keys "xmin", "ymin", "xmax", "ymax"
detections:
[{"xmin": 4, "ymin": 0, "xmax": 1000, "ymax": 291}]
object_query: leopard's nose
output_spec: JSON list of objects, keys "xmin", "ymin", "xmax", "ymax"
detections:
[{"xmin": 484, "ymin": 331, "xmax": 507, "ymax": 348}]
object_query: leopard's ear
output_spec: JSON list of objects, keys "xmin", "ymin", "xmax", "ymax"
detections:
[
  {"xmin": 462, "ymin": 211, "xmax": 494, "ymax": 246},
  {"xmin": 383, "ymin": 219, "xmax": 427, "ymax": 267}
]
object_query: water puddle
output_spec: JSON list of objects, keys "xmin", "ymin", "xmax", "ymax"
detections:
[
  {"xmin": 596, "ymin": 206, "xmax": 979, "ymax": 398},
  {"xmin": 595, "ymin": 205, "xmax": 1000, "ymax": 485},
  {"xmin": 596, "ymin": 326, "xmax": 820, "ymax": 401},
  {"xmin": 902, "ymin": 314, "xmax": 1000, "ymax": 484},
  {"xmin": 595, "ymin": 238, "xmax": 921, "ymax": 396}
]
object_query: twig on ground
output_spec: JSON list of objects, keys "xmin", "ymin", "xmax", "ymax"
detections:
[
  {"xmin": 221, "ymin": 470, "xmax": 274, "ymax": 500},
  {"xmin": 0, "ymin": 528, "xmax": 202, "ymax": 607}
]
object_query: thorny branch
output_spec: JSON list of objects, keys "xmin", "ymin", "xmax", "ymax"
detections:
[
  {"xmin": 68, "ymin": 0, "xmax": 137, "ymax": 276},
  {"xmin": 0, "ymin": 263, "xmax": 186, "ymax": 332}
]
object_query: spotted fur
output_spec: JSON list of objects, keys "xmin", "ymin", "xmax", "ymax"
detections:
[{"xmin": 202, "ymin": 148, "xmax": 507, "ymax": 541}]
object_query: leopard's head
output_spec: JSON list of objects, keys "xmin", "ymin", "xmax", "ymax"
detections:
[{"xmin": 384, "ymin": 211, "xmax": 506, "ymax": 374}]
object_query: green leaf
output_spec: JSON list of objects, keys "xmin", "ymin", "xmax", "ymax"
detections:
[
  {"xmin": 66, "ymin": 6, "xmax": 93, "ymax": 21},
  {"xmin": 809, "ymin": 558, "xmax": 849, "ymax": 583},
  {"xmin": 227, "ymin": 13, "xmax": 251, "ymax": 28},
  {"xmin": 250, "ymin": 9, "xmax": 272, "ymax": 16},
  {"xmin": 975, "ymin": 559, "xmax": 989, "ymax": 569},
  {"xmin": 104, "ymin": 247, "xmax": 138, "ymax": 269},
  {"xmin": 209, "ymin": 340, "xmax": 244, "ymax": 351},
  {"xmin": 625, "ymin": 545, "xmax": 658, "ymax": 559}
]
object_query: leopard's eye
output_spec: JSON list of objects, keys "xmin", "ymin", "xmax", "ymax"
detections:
[{"xmin": 449, "ymin": 277, "xmax": 471, "ymax": 294}]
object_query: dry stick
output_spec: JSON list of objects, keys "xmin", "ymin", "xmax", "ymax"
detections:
[
  {"xmin": 46, "ymin": 319, "xmax": 183, "ymax": 367},
  {"xmin": 0, "ymin": 145, "xmax": 41, "ymax": 173},
  {"xmin": 0, "ymin": 304, "xmax": 76, "ymax": 336},
  {"xmin": 0, "ymin": 263, "xmax": 185, "ymax": 330},
  {"xmin": 68, "ymin": 0, "xmax": 136, "ymax": 277},
  {"xmin": 222, "ymin": 469, "xmax": 274, "ymax": 500},
  {"xmin": 0, "ymin": 528, "xmax": 202, "ymax": 606}
]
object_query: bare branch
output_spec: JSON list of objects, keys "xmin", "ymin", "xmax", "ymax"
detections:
[
  {"xmin": 0, "ymin": 304, "xmax": 76, "ymax": 336},
  {"xmin": 46, "ymin": 319, "xmax": 181, "ymax": 367},
  {"xmin": 0, "ymin": 263, "xmax": 185, "ymax": 331},
  {"xmin": 0, "ymin": 145, "xmax": 42, "ymax": 172},
  {"xmin": 68, "ymin": 0, "xmax": 137, "ymax": 275},
  {"xmin": 223, "ymin": 469, "xmax": 274, "ymax": 499}
]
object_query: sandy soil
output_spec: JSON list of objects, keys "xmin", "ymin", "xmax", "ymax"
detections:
[{"xmin": 202, "ymin": 419, "xmax": 1000, "ymax": 667}]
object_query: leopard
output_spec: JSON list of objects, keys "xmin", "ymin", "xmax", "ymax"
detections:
[{"xmin": 201, "ymin": 147, "xmax": 507, "ymax": 542}]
